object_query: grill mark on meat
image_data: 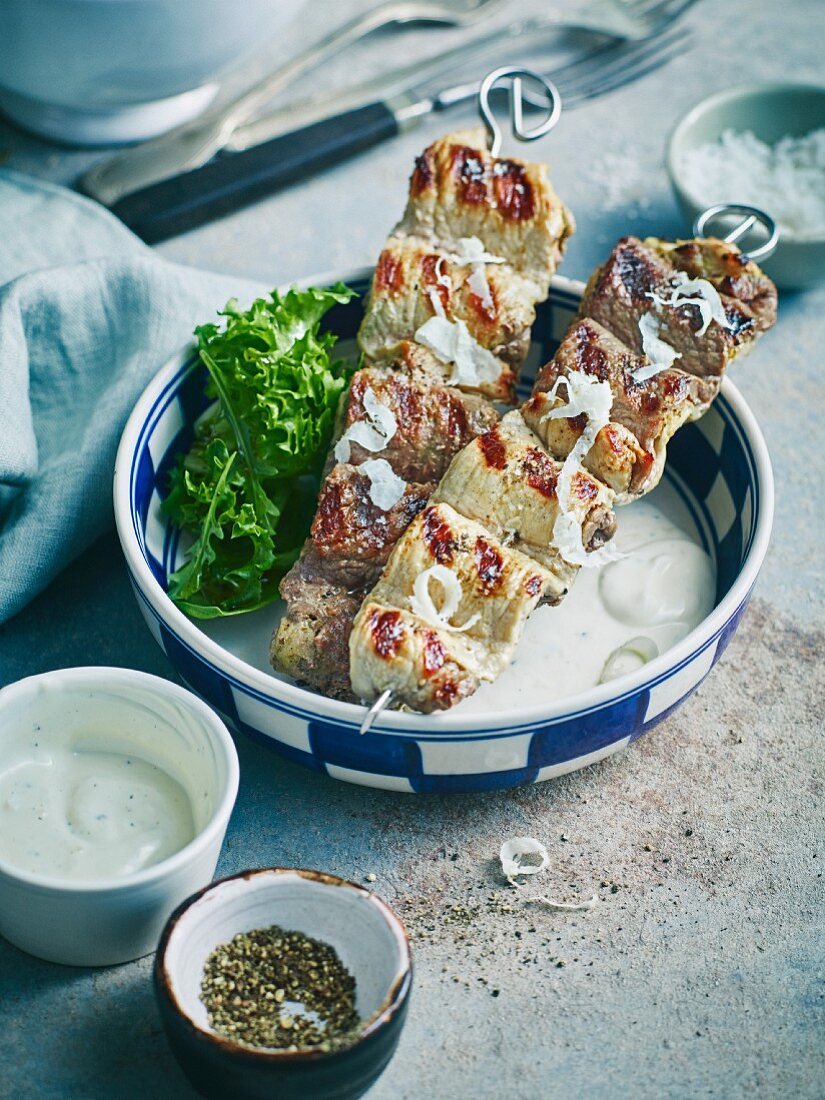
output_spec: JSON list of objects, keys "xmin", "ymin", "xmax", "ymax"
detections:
[
  {"xmin": 422, "ymin": 507, "xmax": 455, "ymax": 564},
  {"xmin": 492, "ymin": 160, "xmax": 535, "ymax": 221},
  {"xmin": 313, "ymin": 481, "xmax": 345, "ymax": 544},
  {"xmin": 312, "ymin": 475, "xmax": 429, "ymax": 560},
  {"xmin": 422, "ymin": 631, "xmax": 446, "ymax": 676},
  {"xmin": 434, "ymin": 679, "xmax": 460, "ymax": 706},
  {"xmin": 724, "ymin": 306, "xmax": 755, "ymax": 339},
  {"xmin": 523, "ymin": 447, "xmax": 558, "ymax": 499},
  {"xmin": 376, "ymin": 249, "xmax": 404, "ymax": 295},
  {"xmin": 474, "ymin": 537, "xmax": 504, "ymax": 594},
  {"xmin": 524, "ymin": 574, "xmax": 544, "ymax": 597},
  {"xmin": 348, "ymin": 372, "xmax": 367, "ymax": 411},
  {"xmin": 575, "ymin": 325, "xmax": 608, "ymax": 379},
  {"xmin": 452, "ymin": 145, "xmax": 488, "ymax": 206},
  {"xmin": 616, "ymin": 241, "xmax": 659, "ymax": 301},
  {"xmin": 447, "ymin": 393, "xmax": 469, "ymax": 445},
  {"xmin": 421, "ymin": 253, "xmax": 450, "ymax": 312},
  {"xmin": 479, "ymin": 427, "xmax": 507, "ymax": 469},
  {"xmin": 410, "ymin": 149, "xmax": 435, "ymax": 196},
  {"xmin": 369, "ymin": 609, "xmax": 404, "ymax": 659}
]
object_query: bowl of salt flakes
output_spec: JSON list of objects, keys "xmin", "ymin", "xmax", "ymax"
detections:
[{"xmin": 666, "ymin": 82, "xmax": 825, "ymax": 289}]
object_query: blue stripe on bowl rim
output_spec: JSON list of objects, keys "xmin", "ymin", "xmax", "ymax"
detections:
[{"xmin": 114, "ymin": 269, "xmax": 774, "ymax": 745}]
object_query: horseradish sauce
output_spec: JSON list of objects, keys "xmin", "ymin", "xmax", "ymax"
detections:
[
  {"xmin": 459, "ymin": 479, "xmax": 716, "ymax": 713},
  {"xmin": 0, "ymin": 732, "xmax": 196, "ymax": 880}
]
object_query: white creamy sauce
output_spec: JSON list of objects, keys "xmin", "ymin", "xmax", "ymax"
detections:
[
  {"xmin": 0, "ymin": 732, "xmax": 196, "ymax": 880},
  {"xmin": 459, "ymin": 480, "xmax": 715, "ymax": 713}
]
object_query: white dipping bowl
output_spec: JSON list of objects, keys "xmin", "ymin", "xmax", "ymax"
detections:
[{"xmin": 0, "ymin": 667, "xmax": 239, "ymax": 966}]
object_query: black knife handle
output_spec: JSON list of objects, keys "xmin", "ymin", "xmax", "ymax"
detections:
[{"xmin": 108, "ymin": 101, "xmax": 401, "ymax": 243}]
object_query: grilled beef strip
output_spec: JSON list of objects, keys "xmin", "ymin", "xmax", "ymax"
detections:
[
  {"xmin": 272, "ymin": 366, "xmax": 499, "ymax": 700},
  {"xmin": 271, "ymin": 129, "xmax": 574, "ymax": 700},
  {"xmin": 350, "ymin": 236, "xmax": 777, "ymax": 713}
]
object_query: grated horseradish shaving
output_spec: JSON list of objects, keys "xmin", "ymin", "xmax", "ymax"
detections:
[
  {"xmin": 427, "ymin": 286, "xmax": 446, "ymax": 319},
  {"xmin": 451, "ymin": 236, "xmax": 504, "ymax": 316},
  {"xmin": 409, "ymin": 564, "xmax": 480, "ymax": 633},
  {"xmin": 467, "ymin": 265, "xmax": 494, "ymax": 313},
  {"xmin": 360, "ymin": 458, "xmax": 406, "ymax": 511},
  {"xmin": 434, "ymin": 255, "xmax": 452, "ymax": 289},
  {"xmin": 450, "ymin": 237, "xmax": 506, "ymax": 267},
  {"xmin": 599, "ymin": 635, "xmax": 659, "ymax": 683},
  {"xmin": 527, "ymin": 894, "xmax": 597, "ymax": 912},
  {"xmin": 335, "ymin": 386, "xmax": 398, "ymax": 463},
  {"xmin": 414, "ymin": 315, "xmax": 500, "ymax": 387},
  {"xmin": 542, "ymin": 372, "xmax": 621, "ymax": 568},
  {"xmin": 633, "ymin": 313, "xmax": 682, "ymax": 383},
  {"xmin": 417, "ymin": 238, "xmax": 505, "ymax": 371},
  {"xmin": 500, "ymin": 837, "xmax": 550, "ymax": 886},
  {"xmin": 647, "ymin": 270, "xmax": 732, "ymax": 338}
]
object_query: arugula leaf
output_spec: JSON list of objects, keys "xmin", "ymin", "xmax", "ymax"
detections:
[{"xmin": 164, "ymin": 284, "xmax": 356, "ymax": 618}]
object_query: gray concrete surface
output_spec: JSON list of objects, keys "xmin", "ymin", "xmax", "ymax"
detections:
[{"xmin": 0, "ymin": 1, "xmax": 823, "ymax": 1097}]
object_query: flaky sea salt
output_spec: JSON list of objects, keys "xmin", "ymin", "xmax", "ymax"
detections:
[{"xmin": 679, "ymin": 127, "xmax": 825, "ymax": 240}]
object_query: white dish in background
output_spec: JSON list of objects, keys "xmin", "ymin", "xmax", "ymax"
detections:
[
  {"xmin": 0, "ymin": 0, "xmax": 306, "ymax": 145},
  {"xmin": 0, "ymin": 667, "xmax": 239, "ymax": 966}
]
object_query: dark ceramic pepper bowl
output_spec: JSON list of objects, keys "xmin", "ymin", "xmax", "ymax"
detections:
[{"xmin": 154, "ymin": 868, "xmax": 412, "ymax": 1100}]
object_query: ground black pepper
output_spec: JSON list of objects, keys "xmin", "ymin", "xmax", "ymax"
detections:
[{"xmin": 200, "ymin": 925, "xmax": 360, "ymax": 1052}]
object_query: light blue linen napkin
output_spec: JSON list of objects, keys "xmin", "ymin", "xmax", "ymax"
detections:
[{"xmin": 0, "ymin": 170, "xmax": 265, "ymax": 623}]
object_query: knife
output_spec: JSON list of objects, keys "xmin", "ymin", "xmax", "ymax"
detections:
[
  {"xmin": 98, "ymin": 18, "xmax": 585, "ymax": 243},
  {"xmin": 100, "ymin": 18, "xmax": 681, "ymax": 242}
]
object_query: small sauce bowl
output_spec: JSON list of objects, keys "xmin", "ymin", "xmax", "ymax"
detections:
[
  {"xmin": 0, "ymin": 667, "xmax": 239, "ymax": 966},
  {"xmin": 666, "ymin": 82, "xmax": 825, "ymax": 289},
  {"xmin": 154, "ymin": 868, "xmax": 412, "ymax": 1100}
]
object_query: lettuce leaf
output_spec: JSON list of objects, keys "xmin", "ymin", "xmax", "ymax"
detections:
[{"xmin": 164, "ymin": 284, "xmax": 356, "ymax": 618}]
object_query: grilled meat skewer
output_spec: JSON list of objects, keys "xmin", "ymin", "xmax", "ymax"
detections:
[
  {"xmin": 349, "ymin": 235, "xmax": 777, "ymax": 713},
  {"xmin": 272, "ymin": 129, "xmax": 575, "ymax": 700}
]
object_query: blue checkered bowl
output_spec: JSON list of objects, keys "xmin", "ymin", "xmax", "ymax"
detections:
[{"xmin": 114, "ymin": 269, "xmax": 773, "ymax": 793}]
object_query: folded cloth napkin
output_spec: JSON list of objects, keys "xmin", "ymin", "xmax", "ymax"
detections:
[{"xmin": 0, "ymin": 170, "xmax": 265, "ymax": 623}]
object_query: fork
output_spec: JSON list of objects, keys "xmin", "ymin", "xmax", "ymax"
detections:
[
  {"xmin": 567, "ymin": 0, "xmax": 699, "ymax": 40},
  {"xmin": 79, "ymin": 0, "xmax": 507, "ymax": 208},
  {"xmin": 227, "ymin": 0, "xmax": 699, "ymax": 152},
  {"xmin": 106, "ymin": 7, "xmax": 698, "ymax": 242}
]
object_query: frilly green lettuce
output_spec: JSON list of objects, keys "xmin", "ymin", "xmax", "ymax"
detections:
[{"xmin": 164, "ymin": 284, "xmax": 356, "ymax": 618}]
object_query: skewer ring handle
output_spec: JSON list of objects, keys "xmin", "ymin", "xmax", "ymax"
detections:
[
  {"xmin": 479, "ymin": 66, "xmax": 561, "ymax": 157},
  {"xmin": 694, "ymin": 203, "xmax": 779, "ymax": 262}
]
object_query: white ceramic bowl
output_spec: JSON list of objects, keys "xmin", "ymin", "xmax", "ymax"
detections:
[
  {"xmin": 0, "ymin": 0, "xmax": 306, "ymax": 145},
  {"xmin": 114, "ymin": 270, "xmax": 774, "ymax": 794},
  {"xmin": 666, "ymin": 82, "xmax": 825, "ymax": 289},
  {"xmin": 155, "ymin": 869, "xmax": 412, "ymax": 1100},
  {"xmin": 0, "ymin": 667, "xmax": 239, "ymax": 966}
]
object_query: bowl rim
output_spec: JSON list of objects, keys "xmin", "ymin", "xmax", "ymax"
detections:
[
  {"xmin": 114, "ymin": 266, "xmax": 775, "ymax": 737},
  {"xmin": 154, "ymin": 866, "xmax": 412, "ymax": 1063},
  {"xmin": 0, "ymin": 666, "xmax": 240, "ymax": 893},
  {"xmin": 665, "ymin": 80, "xmax": 825, "ymax": 245}
]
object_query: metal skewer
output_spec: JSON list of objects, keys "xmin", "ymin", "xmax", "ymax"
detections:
[
  {"xmin": 693, "ymin": 202, "xmax": 779, "ymax": 262},
  {"xmin": 359, "ymin": 689, "xmax": 395, "ymax": 735},
  {"xmin": 356, "ymin": 66, "xmax": 561, "ymax": 737},
  {"xmin": 479, "ymin": 65, "xmax": 562, "ymax": 156}
]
